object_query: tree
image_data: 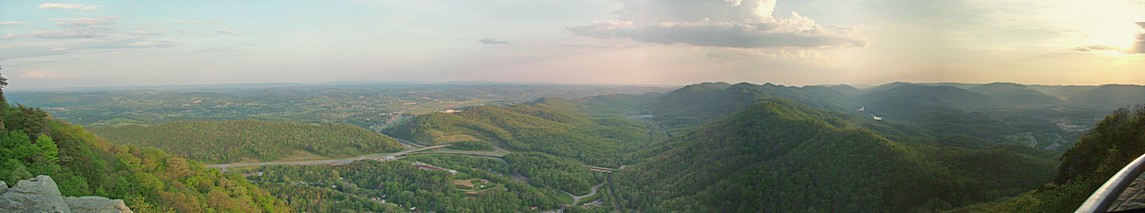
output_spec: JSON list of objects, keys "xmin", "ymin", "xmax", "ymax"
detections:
[{"xmin": 0, "ymin": 65, "xmax": 7, "ymax": 130}]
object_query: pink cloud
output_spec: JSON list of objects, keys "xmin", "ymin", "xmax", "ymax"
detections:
[{"xmin": 20, "ymin": 70, "xmax": 68, "ymax": 79}]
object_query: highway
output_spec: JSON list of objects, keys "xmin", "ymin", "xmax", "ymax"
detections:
[
  {"xmin": 207, "ymin": 145, "xmax": 448, "ymax": 171},
  {"xmin": 562, "ymin": 182, "xmax": 606, "ymax": 206}
]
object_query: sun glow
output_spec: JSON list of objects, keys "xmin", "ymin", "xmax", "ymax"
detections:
[{"xmin": 1071, "ymin": 1, "xmax": 1145, "ymax": 53}]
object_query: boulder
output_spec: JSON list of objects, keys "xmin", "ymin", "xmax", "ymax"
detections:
[
  {"xmin": 66, "ymin": 197, "xmax": 132, "ymax": 213},
  {"xmin": 0, "ymin": 175, "xmax": 133, "ymax": 213}
]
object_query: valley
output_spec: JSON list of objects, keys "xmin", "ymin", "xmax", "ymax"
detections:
[
  {"xmin": 5, "ymin": 0, "xmax": 1144, "ymax": 212},
  {"xmin": 8, "ymin": 82, "xmax": 1145, "ymax": 212}
]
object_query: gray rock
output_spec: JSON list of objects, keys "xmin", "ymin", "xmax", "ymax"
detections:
[
  {"xmin": 0, "ymin": 175, "xmax": 70, "ymax": 213},
  {"xmin": 66, "ymin": 197, "xmax": 132, "ymax": 213},
  {"xmin": 0, "ymin": 175, "xmax": 133, "ymax": 213}
]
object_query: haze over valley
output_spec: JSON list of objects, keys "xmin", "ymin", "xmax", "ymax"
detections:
[{"xmin": 1, "ymin": 0, "xmax": 1144, "ymax": 212}]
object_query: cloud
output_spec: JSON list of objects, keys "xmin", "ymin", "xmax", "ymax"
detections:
[
  {"xmin": 32, "ymin": 28, "xmax": 110, "ymax": 39},
  {"xmin": 567, "ymin": 0, "xmax": 865, "ymax": 49},
  {"xmin": 130, "ymin": 30, "xmax": 163, "ymax": 37},
  {"xmin": 1133, "ymin": 22, "xmax": 1145, "ymax": 54},
  {"xmin": 216, "ymin": 29, "xmax": 243, "ymax": 36},
  {"xmin": 707, "ymin": 48, "xmax": 831, "ymax": 65},
  {"xmin": 85, "ymin": 39, "xmax": 182, "ymax": 49},
  {"xmin": 19, "ymin": 70, "xmax": 69, "ymax": 79},
  {"xmin": 478, "ymin": 39, "xmax": 509, "ymax": 45},
  {"xmin": 39, "ymin": 3, "xmax": 99, "ymax": 10},
  {"xmin": 55, "ymin": 17, "xmax": 118, "ymax": 27},
  {"xmin": 170, "ymin": 19, "xmax": 218, "ymax": 25},
  {"xmin": 1073, "ymin": 45, "xmax": 1121, "ymax": 52},
  {"xmin": 0, "ymin": 37, "xmax": 182, "ymax": 60},
  {"xmin": 1076, "ymin": 22, "xmax": 1145, "ymax": 54},
  {"xmin": 0, "ymin": 21, "xmax": 23, "ymax": 25}
]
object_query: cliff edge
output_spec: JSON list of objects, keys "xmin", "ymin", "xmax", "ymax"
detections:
[{"xmin": 0, "ymin": 175, "xmax": 133, "ymax": 213}]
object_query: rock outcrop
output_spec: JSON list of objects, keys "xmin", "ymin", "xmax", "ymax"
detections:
[{"xmin": 0, "ymin": 175, "xmax": 132, "ymax": 213}]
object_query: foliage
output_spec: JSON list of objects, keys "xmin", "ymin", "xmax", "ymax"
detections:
[
  {"xmin": 249, "ymin": 157, "xmax": 568, "ymax": 212},
  {"xmin": 446, "ymin": 140, "xmax": 495, "ymax": 151},
  {"xmin": 385, "ymin": 97, "xmax": 652, "ymax": 167},
  {"xmin": 504, "ymin": 152, "xmax": 603, "ymax": 195},
  {"xmin": 0, "ymin": 102, "xmax": 291, "ymax": 212},
  {"xmin": 611, "ymin": 98, "xmax": 1057, "ymax": 212},
  {"xmin": 966, "ymin": 105, "xmax": 1145, "ymax": 212},
  {"xmin": 89, "ymin": 120, "xmax": 403, "ymax": 163}
]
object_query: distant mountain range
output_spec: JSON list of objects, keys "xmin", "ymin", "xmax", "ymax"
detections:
[{"xmin": 382, "ymin": 81, "xmax": 1145, "ymax": 211}]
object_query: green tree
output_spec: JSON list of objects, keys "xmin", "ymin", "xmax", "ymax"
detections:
[
  {"xmin": 35, "ymin": 135, "xmax": 58, "ymax": 164},
  {"xmin": 0, "ymin": 65, "xmax": 7, "ymax": 130}
]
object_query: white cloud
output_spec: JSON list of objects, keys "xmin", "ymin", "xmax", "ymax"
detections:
[
  {"xmin": 39, "ymin": 3, "xmax": 99, "ymax": 10},
  {"xmin": 170, "ymin": 19, "xmax": 218, "ymax": 25},
  {"xmin": 32, "ymin": 28, "xmax": 110, "ymax": 39},
  {"xmin": 478, "ymin": 39, "xmax": 509, "ymax": 45},
  {"xmin": 1073, "ymin": 45, "xmax": 1121, "ymax": 52},
  {"xmin": 1133, "ymin": 22, "xmax": 1145, "ymax": 54},
  {"xmin": 86, "ymin": 39, "xmax": 183, "ymax": 49},
  {"xmin": 19, "ymin": 70, "xmax": 69, "ymax": 79},
  {"xmin": 130, "ymin": 30, "xmax": 164, "ymax": 37},
  {"xmin": 568, "ymin": 0, "xmax": 864, "ymax": 49},
  {"xmin": 0, "ymin": 21, "xmax": 23, "ymax": 25},
  {"xmin": 216, "ymin": 29, "xmax": 243, "ymax": 36},
  {"xmin": 1075, "ymin": 22, "xmax": 1145, "ymax": 54},
  {"xmin": 55, "ymin": 17, "xmax": 118, "ymax": 27},
  {"xmin": 707, "ymin": 48, "xmax": 832, "ymax": 65}
]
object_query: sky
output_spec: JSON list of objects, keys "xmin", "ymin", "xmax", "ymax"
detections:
[{"xmin": 1, "ymin": 0, "xmax": 1144, "ymax": 89}]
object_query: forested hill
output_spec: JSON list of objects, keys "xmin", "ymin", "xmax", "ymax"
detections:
[
  {"xmin": 967, "ymin": 82, "xmax": 1063, "ymax": 106},
  {"xmin": 0, "ymin": 104, "xmax": 290, "ymax": 211},
  {"xmin": 962, "ymin": 105, "xmax": 1145, "ymax": 212},
  {"xmin": 1066, "ymin": 85, "xmax": 1145, "ymax": 110},
  {"xmin": 611, "ymin": 98, "xmax": 1056, "ymax": 212},
  {"xmin": 384, "ymin": 97, "xmax": 654, "ymax": 167},
  {"xmin": 89, "ymin": 120, "xmax": 403, "ymax": 164},
  {"xmin": 647, "ymin": 82, "xmax": 853, "ymax": 133}
]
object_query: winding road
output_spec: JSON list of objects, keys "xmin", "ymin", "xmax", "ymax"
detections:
[
  {"xmin": 206, "ymin": 145, "xmax": 448, "ymax": 171},
  {"xmin": 562, "ymin": 182, "xmax": 606, "ymax": 206}
]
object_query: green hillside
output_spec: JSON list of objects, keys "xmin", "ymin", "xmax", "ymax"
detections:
[
  {"xmin": 249, "ymin": 155, "xmax": 569, "ymax": 212},
  {"xmin": 385, "ymin": 97, "xmax": 653, "ymax": 167},
  {"xmin": 648, "ymin": 82, "xmax": 854, "ymax": 133},
  {"xmin": 89, "ymin": 120, "xmax": 403, "ymax": 164},
  {"xmin": 963, "ymin": 105, "xmax": 1145, "ymax": 212},
  {"xmin": 612, "ymin": 98, "xmax": 1056, "ymax": 212},
  {"xmin": 968, "ymin": 82, "xmax": 1063, "ymax": 106},
  {"xmin": 861, "ymin": 84, "xmax": 998, "ymax": 109},
  {"xmin": 0, "ymin": 104, "xmax": 290, "ymax": 212},
  {"xmin": 1066, "ymin": 85, "xmax": 1145, "ymax": 110}
]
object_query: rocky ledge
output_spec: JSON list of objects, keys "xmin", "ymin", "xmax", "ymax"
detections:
[{"xmin": 0, "ymin": 175, "xmax": 133, "ymax": 213}]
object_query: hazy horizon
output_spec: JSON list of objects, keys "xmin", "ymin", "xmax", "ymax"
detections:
[{"xmin": 3, "ymin": 0, "xmax": 1144, "ymax": 90}]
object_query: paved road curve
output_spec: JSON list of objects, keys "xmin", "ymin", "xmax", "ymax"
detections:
[
  {"xmin": 206, "ymin": 145, "xmax": 448, "ymax": 171},
  {"xmin": 563, "ymin": 182, "xmax": 606, "ymax": 206}
]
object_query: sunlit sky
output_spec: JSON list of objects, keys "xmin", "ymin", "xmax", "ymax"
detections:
[{"xmin": 2, "ymin": 0, "xmax": 1144, "ymax": 89}]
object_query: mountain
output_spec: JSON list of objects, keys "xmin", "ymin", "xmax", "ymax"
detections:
[
  {"xmin": 818, "ymin": 84, "xmax": 863, "ymax": 96},
  {"xmin": 863, "ymin": 82, "xmax": 916, "ymax": 93},
  {"xmin": 860, "ymin": 84, "xmax": 996, "ymax": 109},
  {"xmin": 960, "ymin": 105, "xmax": 1145, "ymax": 212},
  {"xmin": 1025, "ymin": 85, "xmax": 1097, "ymax": 100},
  {"xmin": 383, "ymin": 97, "xmax": 654, "ymax": 195},
  {"xmin": 648, "ymin": 82, "xmax": 854, "ymax": 133},
  {"xmin": 1066, "ymin": 84, "xmax": 1145, "ymax": 110},
  {"xmin": 968, "ymin": 82, "xmax": 1063, "ymax": 106},
  {"xmin": 88, "ymin": 120, "xmax": 403, "ymax": 164},
  {"xmin": 612, "ymin": 98, "xmax": 1056, "ymax": 212},
  {"xmin": 384, "ymin": 97, "xmax": 653, "ymax": 167}
]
